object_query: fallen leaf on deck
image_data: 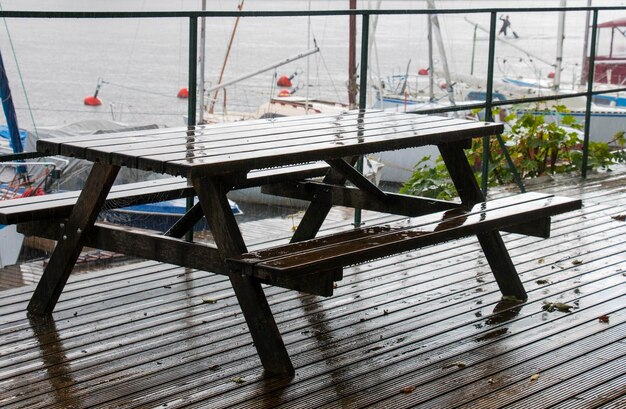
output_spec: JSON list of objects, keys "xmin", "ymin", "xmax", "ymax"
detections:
[
  {"xmin": 598, "ymin": 315, "xmax": 610, "ymax": 323},
  {"xmin": 443, "ymin": 361, "xmax": 467, "ymax": 369},
  {"xmin": 230, "ymin": 377, "xmax": 246, "ymax": 384},
  {"xmin": 401, "ymin": 386, "xmax": 416, "ymax": 394},
  {"xmin": 202, "ymin": 298, "xmax": 217, "ymax": 304},
  {"xmin": 572, "ymin": 259, "xmax": 583, "ymax": 265},
  {"xmin": 611, "ymin": 214, "xmax": 626, "ymax": 222},
  {"xmin": 542, "ymin": 302, "xmax": 574, "ymax": 313},
  {"xmin": 530, "ymin": 373, "xmax": 540, "ymax": 382},
  {"xmin": 537, "ymin": 258, "xmax": 545, "ymax": 264},
  {"xmin": 535, "ymin": 279, "xmax": 550, "ymax": 285}
]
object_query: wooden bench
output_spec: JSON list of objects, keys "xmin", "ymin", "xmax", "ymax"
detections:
[
  {"xmin": 0, "ymin": 162, "xmax": 330, "ymax": 225},
  {"xmin": 226, "ymin": 192, "xmax": 582, "ymax": 297}
]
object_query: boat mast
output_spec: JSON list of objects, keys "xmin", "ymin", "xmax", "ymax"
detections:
[
  {"xmin": 580, "ymin": 0, "xmax": 592, "ymax": 86},
  {"xmin": 428, "ymin": 11, "xmax": 435, "ymax": 101},
  {"xmin": 367, "ymin": 0, "xmax": 383, "ymax": 108},
  {"xmin": 305, "ymin": 0, "xmax": 311, "ymax": 114},
  {"xmin": 348, "ymin": 0, "xmax": 357, "ymax": 109},
  {"xmin": 207, "ymin": 0, "xmax": 245, "ymax": 116},
  {"xmin": 348, "ymin": 0, "xmax": 356, "ymax": 109},
  {"xmin": 426, "ymin": 0, "xmax": 455, "ymax": 105},
  {"xmin": 198, "ymin": 0, "xmax": 207, "ymax": 123},
  {"xmin": 554, "ymin": 0, "xmax": 567, "ymax": 90}
]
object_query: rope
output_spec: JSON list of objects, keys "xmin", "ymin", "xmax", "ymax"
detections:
[
  {"xmin": 316, "ymin": 42, "xmax": 342, "ymax": 102},
  {"xmin": 0, "ymin": 2, "xmax": 38, "ymax": 138},
  {"xmin": 100, "ymin": 80, "xmax": 177, "ymax": 99}
]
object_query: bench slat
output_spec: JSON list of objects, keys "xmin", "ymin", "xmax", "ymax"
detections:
[
  {"xmin": 0, "ymin": 178, "xmax": 190, "ymax": 225},
  {"xmin": 0, "ymin": 162, "xmax": 330, "ymax": 225},
  {"xmin": 262, "ymin": 180, "xmax": 461, "ymax": 217},
  {"xmin": 227, "ymin": 193, "xmax": 582, "ymax": 292},
  {"xmin": 18, "ymin": 221, "xmax": 226, "ymax": 274}
]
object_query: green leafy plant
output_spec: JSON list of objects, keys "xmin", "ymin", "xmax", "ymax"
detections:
[
  {"xmin": 400, "ymin": 156, "xmax": 457, "ymax": 200},
  {"xmin": 400, "ymin": 103, "xmax": 626, "ymax": 199}
]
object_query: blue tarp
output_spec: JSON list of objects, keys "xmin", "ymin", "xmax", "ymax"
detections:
[{"xmin": 0, "ymin": 124, "xmax": 27, "ymax": 147}]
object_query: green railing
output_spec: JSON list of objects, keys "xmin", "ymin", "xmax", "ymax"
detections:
[{"xmin": 2, "ymin": 5, "xmax": 626, "ymax": 188}]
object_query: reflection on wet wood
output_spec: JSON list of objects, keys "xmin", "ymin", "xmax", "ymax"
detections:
[{"xmin": 0, "ymin": 165, "xmax": 625, "ymax": 408}]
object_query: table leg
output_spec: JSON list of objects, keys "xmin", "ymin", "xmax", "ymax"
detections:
[
  {"xmin": 291, "ymin": 157, "xmax": 357, "ymax": 243},
  {"xmin": 438, "ymin": 142, "xmax": 527, "ymax": 301},
  {"xmin": 164, "ymin": 202, "xmax": 203, "ymax": 238},
  {"xmin": 27, "ymin": 162, "xmax": 120, "ymax": 315},
  {"xmin": 192, "ymin": 176, "xmax": 294, "ymax": 376}
]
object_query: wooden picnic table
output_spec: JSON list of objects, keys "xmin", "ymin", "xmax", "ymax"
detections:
[{"xmin": 22, "ymin": 110, "xmax": 581, "ymax": 376}]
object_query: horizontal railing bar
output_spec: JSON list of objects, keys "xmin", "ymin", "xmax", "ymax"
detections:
[
  {"xmin": 408, "ymin": 87, "xmax": 626, "ymax": 115},
  {"xmin": 0, "ymin": 6, "xmax": 625, "ymax": 19}
]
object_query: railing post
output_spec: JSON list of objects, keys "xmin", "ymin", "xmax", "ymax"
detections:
[
  {"xmin": 188, "ymin": 16, "xmax": 198, "ymax": 127},
  {"xmin": 358, "ymin": 13, "xmax": 369, "ymax": 112},
  {"xmin": 470, "ymin": 24, "xmax": 478, "ymax": 76},
  {"xmin": 582, "ymin": 9, "xmax": 599, "ymax": 178},
  {"xmin": 186, "ymin": 16, "xmax": 198, "ymax": 242},
  {"xmin": 354, "ymin": 12, "xmax": 369, "ymax": 228},
  {"xmin": 483, "ymin": 11, "xmax": 525, "ymax": 196},
  {"xmin": 481, "ymin": 12, "xmax": 497, "ymax": 196}
]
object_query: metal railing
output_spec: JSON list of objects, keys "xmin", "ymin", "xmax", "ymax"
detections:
[{"xmin": 1, "ymin": 6, "xmax": 625, "ymax": 186}]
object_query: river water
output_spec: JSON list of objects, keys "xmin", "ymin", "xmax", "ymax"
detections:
[{"xmin": 1, "ymin": 0, "xmax": 626, "ymax": 129}]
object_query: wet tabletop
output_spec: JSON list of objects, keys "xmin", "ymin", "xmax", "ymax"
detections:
[{"xmin": 36, "ymin": 110, "xmax": 503, "ymax": 178}]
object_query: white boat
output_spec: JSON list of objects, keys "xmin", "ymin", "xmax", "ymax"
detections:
[
  {"xmin": 256, "ymin": 96, "xmax": 349, "ymax": 118},
  {"xmin": 377, "ymin": 5, "xmax": 626, "ymax": 147}
]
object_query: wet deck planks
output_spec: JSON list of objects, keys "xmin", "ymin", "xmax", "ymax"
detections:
[{"xmin": 0, "ymin": 166, "xmax": 625, "ymax": 408}]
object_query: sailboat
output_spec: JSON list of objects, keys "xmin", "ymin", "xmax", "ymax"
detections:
[
  {"xmin": 498, "ymin": 3, "xmax": 626, "ymax": 145},
  {"xmin": 378, "ymin": 2, "xmax": 626, "ymax": 146}
]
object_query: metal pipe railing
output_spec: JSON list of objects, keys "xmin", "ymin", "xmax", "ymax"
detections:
[
  {"xmin": 1, "ymin": 5, "xmax": 625, "ymax": 182},
  {"xmin": 185, "ymin": 16, "xmax": 198, "ymax": 242},
  {"xmin": 354, "ymin": 12, "xmax": 370, "ymax": 228},
  {"xmin": 582, "ymin": 10, "xmax": 599, "ymax": 178}
]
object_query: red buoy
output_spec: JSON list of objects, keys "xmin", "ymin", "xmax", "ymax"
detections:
[
  {"xmin": 278, "ymin": 89, "xmax": 291, "ymax": 97},
  {"xmin": 418, "ymin": 68, "xmax": 429, "ymax": 76},
  {"xmin": 83, "ymin": 96, "xmax": 102, "ymax": 106},
  {"xmin": 177, "ymin": 87, "xmax": 189, "ymax": 98},
  {"xmin": 277, "ymin": 75, "xmax": 293, "ymax": 88},
  {"xmin": 547, "ymin": 71, "xmax": 555, "ymax": 79}
]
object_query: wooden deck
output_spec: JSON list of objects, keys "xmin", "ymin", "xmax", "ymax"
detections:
[{"xmin": 1, "ymin": 166, "xmax": 625, "ymax": 408}]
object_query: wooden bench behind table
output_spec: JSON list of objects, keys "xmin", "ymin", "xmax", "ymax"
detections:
[{"xmin": 0, "ymin": 163, "xmax": 332, "ymax": 266}]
